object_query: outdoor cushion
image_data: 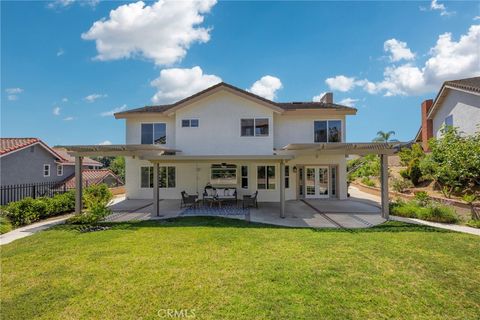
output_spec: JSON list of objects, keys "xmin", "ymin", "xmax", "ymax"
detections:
[{"xmin": 205, "ymin": 188, "xmax": 216, "ymax": 197}]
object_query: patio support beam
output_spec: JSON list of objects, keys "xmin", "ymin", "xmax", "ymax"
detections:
[
  {"xmin": 153, "ymin": 163, "xmax": 160, "ymax": 216},
  {"xmin": 75, "ymin": 156, "xmax": 83, "ymax": 214},
  {"xmin": 380, "ymin": 154, "xmax": 389, "ymax": 220},
  {"xmin": 280, "ymin": 160, "xmax": 286, "ymax": 218}
]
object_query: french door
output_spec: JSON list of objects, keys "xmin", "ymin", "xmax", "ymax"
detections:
[{"xmin": 305, "ymin": 166, "xmax": 329, "ymax": 198}]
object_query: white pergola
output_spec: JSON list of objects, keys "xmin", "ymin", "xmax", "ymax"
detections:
[{"xmin": 61, "ymin": 142, "xmax": 408, "ymax": 221}]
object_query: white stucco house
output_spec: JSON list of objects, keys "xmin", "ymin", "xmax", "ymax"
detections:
[
  {"xmin": 416, "ymin": 77, "xmax": 480, "ymax": 151},
  {"xmin": 64, "ymin": 82, "xmax": 402, "ymax": 218}
]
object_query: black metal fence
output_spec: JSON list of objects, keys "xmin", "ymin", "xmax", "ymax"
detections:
[{"xmin": 0, "ymin": 179, "xmax": 103, "ymax": 205}]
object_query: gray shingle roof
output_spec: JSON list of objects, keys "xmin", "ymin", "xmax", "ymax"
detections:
[{"xmin": 444, "ymin": 76, "xmax": 480, "ymax": 93}]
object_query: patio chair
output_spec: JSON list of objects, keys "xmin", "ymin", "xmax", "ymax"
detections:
[
  {"xmin": 181, "ymin": 191, "xmax": 199, "ymax": 209},
  {"xmin": 242, "ymin": 191, "xmax": 258, "ymax": 209},
  {"xmin": 203, "ymin": 185, "xmax": 217, "ymax": 202}
]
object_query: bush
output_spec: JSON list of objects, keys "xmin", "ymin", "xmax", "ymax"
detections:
[
  {"xmin": 361, "ymin": 177, "xmax": 375, "ymax": 187},
  {"xmin": 67, "ymin": 184, "xmax": 112, "ymax": 225},
  {"xmin": 0, "ymin": 216, "xmax": 13, "ymax": 234},
  {"xmin": 390, "ymin": 199, "xmax": 458, "ymax": 223},
  {"xmin": 414, "ymin": 191, "xmax": 430, "ymax": 206},
  {"xmin": 391, "ymin": 178, "xmax": 413, "ymax": 193},
  {"xmin": 466, "ymin": 220, "xmax": 480, "ymax": 228},
  {"xmin": 2, "ymin": 191, "xmax": 76, "ymax": 227}
]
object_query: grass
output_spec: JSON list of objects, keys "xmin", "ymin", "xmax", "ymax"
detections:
[{"xmin": 1, "ymin": 217, "xmax": 480, "ymax": 320}]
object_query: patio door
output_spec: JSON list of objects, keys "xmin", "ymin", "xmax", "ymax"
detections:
[{"xmin": 304, "ymin": 166, "xmax": 329, "ymax": 198}]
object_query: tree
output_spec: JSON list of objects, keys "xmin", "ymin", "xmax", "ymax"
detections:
[
  {"xmin": 373, "ymin": 130, "xmax": 398, "ymax": 142},
  {"xmin": 420, "ymin": 126, "xmax": 480, "ymax": 197},
  {"xmin": 110, "ymin": 156, "xmax": 125, "ymax": 181}
]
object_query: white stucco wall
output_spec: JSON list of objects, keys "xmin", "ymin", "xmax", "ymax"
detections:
[
  {"xmin": 274, "ymin": 114, "xmax": 346, "ymax": 148},
  {"xmin": 174, "ymin": 91, "xmax": 275, "ymax": 155},
  {"xmin": 432, "ymin": 89, "xmax": 480, "ymax": 138}
]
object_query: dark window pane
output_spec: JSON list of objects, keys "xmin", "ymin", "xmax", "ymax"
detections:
[
  {"xmin": 182, "ymin": 120, "xmax": 190, "ymax": 127},
  {"xmin": 141, "ymin": 167, "xmax": 150, "ymax": 188},
  {"xmin": 445, "ymin": 115, "xmax": 453, "ymax": 127},
  {"xmin": 242, "ymin": 178, "xmax": 248, "ymax": 189},
  {"xmin": 285, "ymin": 177, "xmax": 290, "ymax": 189},
  {"xmin": 241, "ymin": 165, "xmax": 248, "ymax": 177},
  {"xmin": 267, "ymin": 166, "xmax": 275, "ymax": 189},
  {"xmin": 141, "ymin": 124, "xmax": 153, "ymax": 144},
  {"xmin": 314, "ymin": 121, "xmax": 327, "ymax": 142},
  {"xmin": 159, "ymin": 167, "xmax": 167, "ymax": 188},
  {"xmin": 255, "ymin": 118, "xmax": 269, "ymax": 136},
  {"xmin": 257, "ymin": 166, "xmax": 266, "ymax": 189},
  {"xmin": 167, "ymin": 167, "xmax": 176, "ymax": 188},
  {"xmin": 241, "ymin": 119, "xmax": 254, "ymax": 136},
  {"xmin": 191, "ymin": 119, "xmax": 199, "ymax": 127},
  {"xmin": 154, "ymin": 123, "xmax": 166, "ymax": 144},
  {"xmin": 328, "ymin": 120, "xmax": 342, "ymax": 142}
]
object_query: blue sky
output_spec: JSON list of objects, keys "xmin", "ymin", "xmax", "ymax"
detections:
[{"xmin": 2, "ymin": 0, "xmax": 479, "ymax": 146}]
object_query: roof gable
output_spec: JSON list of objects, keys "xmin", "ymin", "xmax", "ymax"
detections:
[
  {"xmin": 115, "ymin": 82, "xmax": 356, "ymax": 118},
  {"xmin": 0, "ymin": 138, "xmax": 64, "ymax": 160}
]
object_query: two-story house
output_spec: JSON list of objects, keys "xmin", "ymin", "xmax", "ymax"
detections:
[{"xmin": 65, "ymin": 82, "xmax": 400, "ymax": 219}]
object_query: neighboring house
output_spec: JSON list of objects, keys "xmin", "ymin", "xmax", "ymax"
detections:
[
  {"xmin": 0, "ymin": 138, "xmax": 102, "ymax": 186},
  {"xmin": 112, "ymin": 82, "xmax": 357, "ymax": 202},
  {"xmin": 415, "ymin": 77, "xmax": 480, "ymax": 151},
  {"xmin": 62, "ymin": 169, "xmax": 123, "ymax": 189}
]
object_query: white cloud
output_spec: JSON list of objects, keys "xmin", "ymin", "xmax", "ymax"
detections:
[
  {"xmin": 47, "ymin": 0, "xmax": 98, "ymax": 9},
  {"xmin": 474, "ymin": 16, "xmax": 480, "ymax": 21},
  {"xmin": 98, "ymin": 140, "xmax": 112, "ymax": 145},
  {"xmin": 384, "ymin": 39, "xmax": 415, "ymax": 62},
  {"xmin": 57, "ymin": 48, "xmax": 65, "ymax": 56},
  {"xmin": 339, "ymin": 98, "xmax": 359, "ymax": 107},
  {"xmin": 81, "ymin": 0, "xmax": 217, "ymax": 66},
  {"xmin": 62, "ymin": 97, "xmax": 68, "ymax": 102},
  {"xmin": 247, "ymin": 75, "xmax": 283, "ymax": 101},
  {"xmin": 151, "ymin": 66, "xmax": 221, "ymax": 104},
  {"xmin": 5, "ymin": 88, "xmax": 23, "ymax": 101},
  {"xmin": 312, "ymin": 92, "xmax": 327, "ymax": 102},
  {"xmin": 326, "ymin": 25, "xmax": 480, "ymax": 96},
  {"xmin": 53, "ymin": 107, "xmax": 61, "ymax": 115},
  {"xmin": 325, "ymin": 75, "xmax": 357, "ymax": 92},
  {"xmin": 84, "ymin": 93, "xmax": 107, "ymax": 103},
  {"xmin": 101, "ymin": 104, "xmax": 127, "ymax": 117},
  {"xmin": 63, "ymin": 116, "xmax": 74, "ymax": 121},
  {"xmin": 430, "ymin": 0, "xmax": 454, "ymax": 16}
]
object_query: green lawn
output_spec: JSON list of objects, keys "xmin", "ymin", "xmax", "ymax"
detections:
[{"xmin": 2, "ymin": 218, "xmax": 480, "ymax": 320}]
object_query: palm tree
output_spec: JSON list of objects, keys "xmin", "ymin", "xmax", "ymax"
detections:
[{"xmin": 373, "ymin": 130, "xmax": 398, "ymax": 142}]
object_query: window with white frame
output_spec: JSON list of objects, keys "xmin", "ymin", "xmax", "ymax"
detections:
[
  {"xmin": 314, "ymin": 120, "xmax": 342, "ymax": 142},
  {"xmin": 141, "ymin": 123, "xmax": 166, "ymax": 144},
  {"xmin": 241, "ymin": 118, "xmax": 269, "ymax": 137},
  {"xmin": 182, "ymin": 119, "xmax": 199, "ymax": 127},
  {"xmin": 211, "ymin": 164, "xmax": 237, "ymax": 184},
  {"xmin": 141, "ymin": 166, "xmax": 176, "ymax": 188},
  {"xmin": 241, "ymin": 166, "xmax": 248, "ymax": 189},
  {"xmin": 57, "ymin": 165, "xmax": 63, "ymax": 176},
  {"xmin": 257, "ymin": 165, "xmax": 275, "ymax": 190},
  {"xmin": 43, "ymin": 164, "xmax": 50, "ymax": 177}
]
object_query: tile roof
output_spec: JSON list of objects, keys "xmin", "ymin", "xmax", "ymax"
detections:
[
  {"xmin": 0, "ymin": 138, "xmax": 40, "ymax": 155},
  {"xmin": 115, "ymin": 82, "xmax": 357, "ymax": 117},
  {"xmin": 53, "ymin": 148, "xmax": 103, "ymax": 166},
  {"xmin": 444, "ymin": 77, "xmax": 480, "ymax": 94},
  {"xmin": 63, "ymin": 169, "xmax": 123, "ymax": 189}
]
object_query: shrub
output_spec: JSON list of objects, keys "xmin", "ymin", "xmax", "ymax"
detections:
[
  {"xmin": 419, "ymin": 203, "xmax": 458, "ymax": 224},
  {"xmin": 466, "ymin": 220, "xmax": 480, "ymax": 228},
  {"xmin": 67, "ymin": 184, "xmax": 112, "ymax": 225},
  {"xmin": 361, "ymin": 177, "xmax": 375, "ymax": 187},
  {"xmin": 414, "ymin": 191, "xmax": 430, "ymax": 206},
  {"xmin": 390, "ymin": 199, "xmax": 427, "ymax": 218},
  {"xmin": 0, "ymin": 216, "xmax": 13, "ymax": 234},
  {"xmin": 391, "ymin": 178, "xmax": 413, "ymax": 193}
]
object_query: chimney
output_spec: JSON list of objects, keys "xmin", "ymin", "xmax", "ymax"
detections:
[
  {"xmin": 421, "ymin": 99, "xmax": 433, "ymax": 151},
  {"xmin": 320, "ymin": 92, "xmax": 333, "ymax": 104}
]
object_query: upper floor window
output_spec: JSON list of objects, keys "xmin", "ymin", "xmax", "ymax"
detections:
[
  {"xmin": 314, "ymin": 120, "xmax": 342, "ymax": 143},
  {"xmin": 141, "ymin": 123, "xmax": 166, "ymax": 144},
  {"xmin": 182, "ymin": 119, "xmax": 199, "ymax": 127},
  {"xmin": 241, "ymin": 118, "xmax": 269, "ymax": 137},
  {"xmin": 43, "ymin": 164, "xmax": 50, "ymax": 177}
]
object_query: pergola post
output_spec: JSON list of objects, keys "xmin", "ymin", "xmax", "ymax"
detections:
[
  {"xmin": 280, "ymin": 160, "xmax": 286, "ymax": 218},
  {"xmin": 380, "ymin": 154, "xmax": 389, "ymax": 220},
  {"xmin": 75, "ymin": 156, "xmax": 83, "ymax": 214},
  {"xmin": 153, "ymin": 162, "xmax": 160, "ymax": 216}
]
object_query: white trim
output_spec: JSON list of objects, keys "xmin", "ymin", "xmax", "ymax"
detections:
[
  {"xmin": 57, "ymin": 164, "xmax": 63, "ymax": 176},
  {"xmin": 43, "ymin": 164, "xmax": 51, "ymax": 177},
  {"xmin": 313, "ymin": 119, "xmax": 344, "ymax": 143}
]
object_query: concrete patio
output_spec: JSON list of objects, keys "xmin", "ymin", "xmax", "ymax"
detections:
[{"xmin": 106, "ymin": 191, "xmax": 384, "ymax": 229}]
